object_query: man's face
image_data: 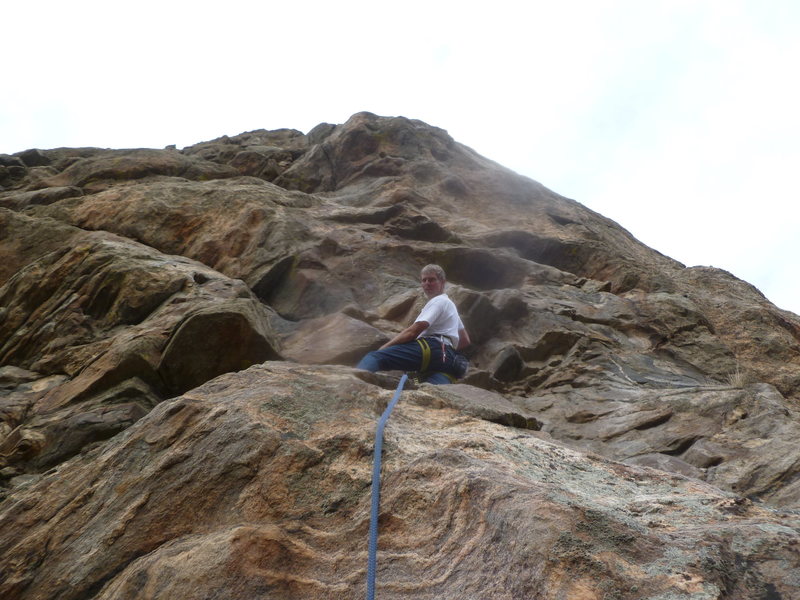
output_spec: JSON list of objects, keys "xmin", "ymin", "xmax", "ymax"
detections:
[{"xmin": 421, "ymin": 272, "xmax": 445, "ymax": 298}]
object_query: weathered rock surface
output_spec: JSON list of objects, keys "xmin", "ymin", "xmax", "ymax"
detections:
[
  {"xmin": 0, "ymin": 210, "xmax": 283, "ymax": 478},
  {"xmin": 3, "ymin": 111, "xmax": 800, "ymax": 598},
  {"xmin": 3, "ymin": 364, "xmax": 800, "ymax": 599}
]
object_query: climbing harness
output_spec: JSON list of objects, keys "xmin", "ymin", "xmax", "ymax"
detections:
[
  {"xmin": 366, "ymin": 373, "xmax": 408, "ymax": 600},
  {"xmin": 414, "ymin": 337, "xmax": 468, "ymax": 383}
]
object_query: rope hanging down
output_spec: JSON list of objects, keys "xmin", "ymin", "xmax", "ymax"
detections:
[{"xmin": 366, "ymin": 373, "xmax": 408, "ymax": 600}]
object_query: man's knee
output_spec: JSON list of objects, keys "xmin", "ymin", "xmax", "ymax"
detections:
[{"xmin": 356, "ymin": 351, "xmax": 382, "ymax": 372}]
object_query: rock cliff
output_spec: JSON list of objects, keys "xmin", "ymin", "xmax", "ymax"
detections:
[{"xmin": 2, "ymin": 112, "xmax": 800, "ymax": 598}]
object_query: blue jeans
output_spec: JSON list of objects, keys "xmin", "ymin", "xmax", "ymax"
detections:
[{"xmin": 356, "ymin": 338, "xmax": 459, "ymax": 385}]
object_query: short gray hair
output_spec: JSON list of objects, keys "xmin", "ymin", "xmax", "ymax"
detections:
[{"xmin": 421, "ymin": 264, "xmax": 446, "ymax": 282}]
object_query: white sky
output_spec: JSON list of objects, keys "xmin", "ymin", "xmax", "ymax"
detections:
[{"xmin": 3, "ymin": 0, "xmax": 799, "ymax": 314}]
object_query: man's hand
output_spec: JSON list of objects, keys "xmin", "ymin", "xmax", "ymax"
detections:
[{"xmin": 379, "ymin": 321, "xmax": 429, "ymax": 350}]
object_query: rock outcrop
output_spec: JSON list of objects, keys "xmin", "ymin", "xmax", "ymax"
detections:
[{"xmin": 2, "ymin": 112, "xmax": 800, "ymax": 598}]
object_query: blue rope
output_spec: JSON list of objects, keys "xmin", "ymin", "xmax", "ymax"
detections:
[{"xmin": 366, "ymin": 373, "xmax": 408, "ymax": 600}]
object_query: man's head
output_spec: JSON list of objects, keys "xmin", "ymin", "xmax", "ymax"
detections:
[{"xmin": 420, "ymin": 264, "xmax": 446, "ymax": 299}]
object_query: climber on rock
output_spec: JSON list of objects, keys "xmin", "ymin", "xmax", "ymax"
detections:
[{"xmin": 356, "ymin": 264, "xmax": 471, "ymax": 384}]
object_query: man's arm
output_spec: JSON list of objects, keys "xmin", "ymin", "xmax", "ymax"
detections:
[
  {"xmin": 456, "ymin": 327, "xmax": 471, "ymax": 351},
  {"xmin": 379, "ymin": 321, "xmax": 429, "ymax": 350}
]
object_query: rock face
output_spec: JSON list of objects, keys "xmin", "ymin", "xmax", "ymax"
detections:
[{"xmin": 2, "ymin": 112, "xmax": 800, "ymax": 598}]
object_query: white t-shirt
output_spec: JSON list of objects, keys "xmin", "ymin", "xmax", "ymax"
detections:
[{"xmin": 415, "ymin": 294, "xmax": 464, "ymax": 347}]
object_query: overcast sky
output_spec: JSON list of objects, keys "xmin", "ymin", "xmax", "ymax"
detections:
[{"xmin": 4, "ymin": 1, "xmax": 799, "ymax": 314}]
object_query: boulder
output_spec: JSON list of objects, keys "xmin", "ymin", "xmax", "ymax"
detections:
[
  {"xmin": 278, "ymin": 312, "xmax": 387, "ymax": 366},
  {"xmin": 158, "ymin": 299, "xmax": 281, "ymax": 394},
  {"xmin": 15, "ymin": 149, "xmax": 51, "ymax": 167}
]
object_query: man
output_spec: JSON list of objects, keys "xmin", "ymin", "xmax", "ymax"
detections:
[{"xmin": 356, "ymin": 264, "xmax": 471, "ymax": 384}]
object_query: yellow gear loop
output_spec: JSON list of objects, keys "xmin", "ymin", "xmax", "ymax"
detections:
[{"xmin": 416, "ymin": 338, "xmax": 431, "ymax": 373}]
